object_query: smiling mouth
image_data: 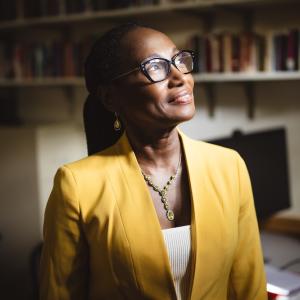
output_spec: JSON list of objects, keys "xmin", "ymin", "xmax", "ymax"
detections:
[{"xmin": 168, "ymin": 92, "xmax": 193, "ymax": 104}]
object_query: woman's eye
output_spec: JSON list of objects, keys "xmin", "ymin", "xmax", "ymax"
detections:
[
  {"xmin": 176, "ymin": 56, "xmax": 187, "ymax": 65},
  {"xmin": 148, "ymin": 63, "xmax": 162, "ymax": 72}
]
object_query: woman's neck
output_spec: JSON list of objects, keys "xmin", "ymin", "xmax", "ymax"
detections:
[{"xmin": 125, "ymin": 126, "xmax": 182, "ymax": 175}]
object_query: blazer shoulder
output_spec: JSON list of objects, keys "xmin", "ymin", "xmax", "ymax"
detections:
[
  {"xmin": 200, "ymin": 140, "xmax": 239, "ymax": 159},
  {"xmin": 62, "ymin": 143, "xmax": 119, "ymax": 177},
  {"xmin": 183, "ymin": 133, "xmax": 241, "ymax": 162}
]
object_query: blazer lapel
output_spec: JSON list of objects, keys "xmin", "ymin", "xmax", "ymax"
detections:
[
  {"xmin": 113, "ymin": 133, "xmax": 177, "ymax": 300},
  {"xmin": 180, "ymin": 131, "xmax": 234, "ymax": 299}
]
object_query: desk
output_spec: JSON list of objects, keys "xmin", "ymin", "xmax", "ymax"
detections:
[{"xmin": 260, "ymin": 216, "xmax": 300, "ymax": 299}]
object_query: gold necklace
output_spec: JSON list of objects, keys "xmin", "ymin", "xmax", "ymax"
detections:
[{"xmin": 141, "ymin": 153, "xmax": 181, "ymax": 221}]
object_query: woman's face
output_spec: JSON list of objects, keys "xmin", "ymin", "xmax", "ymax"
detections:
[{"xmin": 111, "ymin": 27, "xmax": 195, "ymax": 133}]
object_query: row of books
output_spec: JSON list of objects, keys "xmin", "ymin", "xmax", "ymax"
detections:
[
  {"xmin": 188, "ymin": 29, "xmax": 300, "ymax": 73},
  {"xmin": 1, "ymin": 28, "xmax": 299, "ymax": 80},
  {"xmin": 0, "ymin": 0, "xmax": 160, "ymax": 20},
  {"xmin": 0, "ymin": 37, "xmax": 95, "ymax": 79}
]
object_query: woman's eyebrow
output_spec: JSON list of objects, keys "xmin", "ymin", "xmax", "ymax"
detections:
[
  {"xmin": 140, "ymin": 53, "xmax": 162, "ymax": 63},
  {"xmin": 141, "ymin": 48, "xmax": 179, "ymax": 63}
]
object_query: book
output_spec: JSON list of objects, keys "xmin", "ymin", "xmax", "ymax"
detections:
[
  {"xmin": 12, "ymin": 43, "xmax": 23, "ymax": 79},
  {"xmin": 205, "ymin": 36, "xmax": 212, "ymax": 72},
  {"xmin": 240, "ymin": 32, "xmax": 256, "ymax": 72},
  {"xmin": 266, "ymin": 264, "xmax": 300, "ymax": 296},
  {"xmin": 273, "ymin": 32, "xmax": 288, "ymax": 71},
  {"xmin": 222, "ymin": 32, "xmax": 232, "ymax": 73},
  {"xmin": 286, "ymin": 29, "xmax": 299, "ymax": 71},
  {"xmin": 264, "ymin": 31, "xmax": 275, "ymax": 72},
  {"xmin": 210, "ymin": 34, "xmax": 221, "ymax": 72},
  {"xmin": 231, "ymin": 34, "xmax": 240, "ymax": 72},
  {"xmin": 255, "ymin": 34, "xmax": 266, "ymax": 72}
]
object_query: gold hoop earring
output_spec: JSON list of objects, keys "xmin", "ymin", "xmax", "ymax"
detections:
[{"xmin": 113, "ymin": 112, "xmax": 121, "ymax": 131}]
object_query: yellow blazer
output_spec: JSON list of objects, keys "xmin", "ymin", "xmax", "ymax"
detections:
[{"xmin": 40, "ymin": 130, "xmax": 267, "ymax": 300}]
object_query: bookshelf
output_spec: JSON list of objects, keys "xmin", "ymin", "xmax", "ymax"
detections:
[
  {"xmin": 0, "ymin": 77, "xmax": 85, "ymax": 87},
  {"xmin": 0, "ymin": 0, "xmax": 298, "ymax": 31},
  {"xmin": 194, "ymin": 72, "xmax": 300, "ymax": 82},
  {"xmin": 0, "ymin": 0, "xmax": 300, "ymax": 118}
]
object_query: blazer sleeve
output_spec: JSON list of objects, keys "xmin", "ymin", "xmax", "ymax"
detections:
[
  {"xmin": 229, "ymin": 154, "xmax": 267, "ymax": 300},
  {"xmin": 39, "ymin": 166, "xmax": 89, "ymax": 300}
]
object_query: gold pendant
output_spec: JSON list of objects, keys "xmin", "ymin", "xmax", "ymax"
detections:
[
  {"xmin": 114, "ymin": 119, "xmax": 121, "ymax": 131},
  {"xmin": 166, "ymin": 210, "xmax": 175, "ymax": 221}
]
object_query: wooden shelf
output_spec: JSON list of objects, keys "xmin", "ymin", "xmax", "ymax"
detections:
[
  {"xmin": 0, "ymin": 77, "xmax": 85, "ymax": 87},
  {"xmin": 1, "ymin": 72, "xmax": 300, "ymax": 87},
  {"xmin": 193, "ymin": 72, "xmax": 300, "ymax": 82},
  {"xmin": 0, "ymin": 0, "xmax": 296, "ymax": 31}
]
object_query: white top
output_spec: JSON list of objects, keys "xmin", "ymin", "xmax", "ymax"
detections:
[{"xmin": 162, "ymin": 225, "xmax": 192, "ymax": 300}]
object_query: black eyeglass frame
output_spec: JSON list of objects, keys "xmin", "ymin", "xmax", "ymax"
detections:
[{"xmin": 112, "ymin": 49, "xmax": 196, "ymax": 83}]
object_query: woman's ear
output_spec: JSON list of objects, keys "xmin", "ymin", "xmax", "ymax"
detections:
[{"xmin": 97, "ymin": 85, "xmax": 118, "ymax": 112}]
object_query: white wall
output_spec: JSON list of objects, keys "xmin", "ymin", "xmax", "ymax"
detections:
[{"xmin": 36, "ymin": 123, "xmax": 87, "ymax": 232}]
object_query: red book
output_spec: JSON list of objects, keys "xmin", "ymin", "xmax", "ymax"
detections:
[
  {"xmin": 240, "ymin": 32, "xmax": 255, "ymax": 72},
  {"xmin": 218, "ymin": 34, "xmax": 224, "ymax": 73},
  {"xmin": 63, "ymin": 41, "xmax": 76, "ymax": 77}
]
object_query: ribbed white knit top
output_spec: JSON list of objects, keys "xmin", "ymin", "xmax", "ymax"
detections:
[{"xmin": 162, "ymin": 225, "xmax": 192, "ymax": 300}]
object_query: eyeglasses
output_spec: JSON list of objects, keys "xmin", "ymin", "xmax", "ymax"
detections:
[{"xmin": 112, "ymin": 50, "xmax": 195, "ymax": 83}]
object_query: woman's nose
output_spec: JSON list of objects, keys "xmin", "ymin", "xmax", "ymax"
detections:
[{"xmin": 167, "ymin": 64, "xmax": 185, "ymax": 87}]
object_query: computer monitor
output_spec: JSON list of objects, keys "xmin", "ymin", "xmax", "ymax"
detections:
[{"xmin": 208, "ymin": 128, "xmax": 291, "ymax": 220}]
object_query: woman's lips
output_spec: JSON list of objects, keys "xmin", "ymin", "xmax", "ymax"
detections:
[{"xmin": 168, "ymin": 92, "xmax": 193, "ymax": 104}]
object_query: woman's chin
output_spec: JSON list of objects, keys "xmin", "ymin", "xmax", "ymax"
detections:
[{"xmin": 169, "ymin": 102, "xmax": 196, "ymax": 123}]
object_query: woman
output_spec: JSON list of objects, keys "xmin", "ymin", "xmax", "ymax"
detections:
[{"xmin": 40, "ymin": 23, "xmax": 267, "ymax": 300}]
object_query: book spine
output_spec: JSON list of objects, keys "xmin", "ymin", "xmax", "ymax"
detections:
[
  {"xmin": 12, "ymin": 43, "xmax": 23, "ymax": 79},
  {"xmin": 223, "ymin": 32, "xmax": 232, "ymax": 73},
  {"xmin": 249, "ymin": 33, "xmax": 257, "ymax": 72},
  {"xmin": 63, "ymin": 41, "xmax": 75, "ymax": 76},
  {"xmin": 231, "ymin": 34, "xmax": 240, "ymax": 72},
  {"xmin": 298, "ymin": 29, "xmax": 300, "ymax": 71},
  {"xmin": 264, "ymin": 31, "xmax": 274, "ymax": 72},
  {"xmin": 210, "ymin": 34, "xmax": 221, "ymax": 72},
  {"xmin": 274, "ymin": 33, "xmax": 288, "ymax": 71},
  {"xmin": 205, "ymin": 36, "xmax": 212, "ymax": 72},
  {"xmin": 255, "ymin": 34, "xmax": 265, "ymax": 72},
  {"xmin": 286, "ymin": 29, "xmax": 299, "ymax": 71}
]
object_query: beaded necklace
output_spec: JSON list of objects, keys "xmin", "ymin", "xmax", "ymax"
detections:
[{"xmin": 141, "ymin": 152, "xmax": 181, "ymax": 221}]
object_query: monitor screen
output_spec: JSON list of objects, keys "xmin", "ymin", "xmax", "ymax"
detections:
[{"xmin": 207, "ymin": 128, "xmax": 291, "ymax": 220}]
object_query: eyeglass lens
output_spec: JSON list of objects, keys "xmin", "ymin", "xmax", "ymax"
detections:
[{"xmin": 144, "ymin": 51, "xmax": 193, "ymax": 82}]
